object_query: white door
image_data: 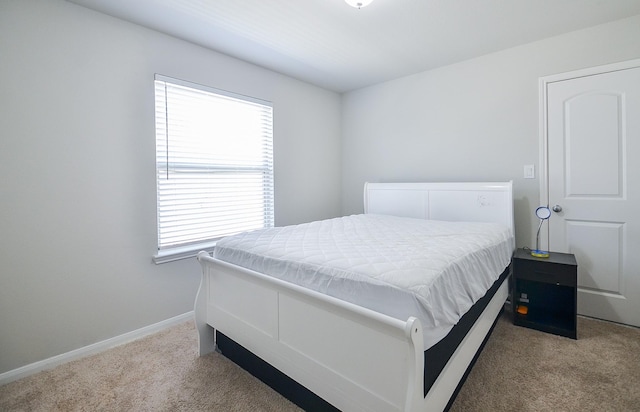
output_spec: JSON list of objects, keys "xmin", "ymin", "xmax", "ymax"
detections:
[{"xmin": 544, "ymin": 61, "xmax": 640, "ymax": 327}]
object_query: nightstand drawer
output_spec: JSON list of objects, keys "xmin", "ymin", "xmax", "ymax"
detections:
[{"xmin": 514, "ymin": 259, "xmax": 577, "ymax": 287}]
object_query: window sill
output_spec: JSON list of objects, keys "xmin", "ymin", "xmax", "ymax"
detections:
[{"xmin": 153, "ymin": 241, "xmax": 217, "ymax": 264}]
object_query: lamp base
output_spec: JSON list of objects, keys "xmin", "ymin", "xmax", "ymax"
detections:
[{"xmin": 531, "ymin": 249, "xmax": 550, "ymax": 258}]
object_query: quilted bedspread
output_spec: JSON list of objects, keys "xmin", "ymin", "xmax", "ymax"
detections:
[{"xmin": 214, "ymin": 214, "xmax": 514, "ymax": 349}]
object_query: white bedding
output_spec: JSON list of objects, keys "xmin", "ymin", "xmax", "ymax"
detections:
[{"xmin": 213, "ymin": 214, "xmax": 514, "ymax": 350}]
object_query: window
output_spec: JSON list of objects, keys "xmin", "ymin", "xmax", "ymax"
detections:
[{"xmin": 154, "ymin": 75, "xmax": 274, "ymax": 263}]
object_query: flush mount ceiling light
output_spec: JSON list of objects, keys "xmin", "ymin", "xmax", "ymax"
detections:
[{"xmin": 345, "ymin": 0, "xmax": 374, "ymax": 9}]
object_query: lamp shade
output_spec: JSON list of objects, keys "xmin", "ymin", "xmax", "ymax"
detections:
[{"xmin": 345, "ymin": 0, "xmax": 374, "ymax": 8}]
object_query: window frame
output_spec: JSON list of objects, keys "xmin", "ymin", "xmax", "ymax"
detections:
[{"xmin": 152, "ymin": 74, "xmax": 274, "ymax": 264}]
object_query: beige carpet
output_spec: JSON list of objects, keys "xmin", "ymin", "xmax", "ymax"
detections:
[
  {"xmin": 450, "ymin": 314, "xmax": 640, "ymax": 412},
  {"xmin": 1, "ymin": 313, "xmax": 639, "ymax": 411}
]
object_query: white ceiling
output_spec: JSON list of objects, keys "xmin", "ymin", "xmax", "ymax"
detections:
[{"xmin": 68, "ymin": 0, "xmax": 640, "ymax": 92}]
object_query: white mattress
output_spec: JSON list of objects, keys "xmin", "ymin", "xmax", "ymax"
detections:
[{"xmin": 214, "ymin": 214, "xmax": 514, "ymax": 350}]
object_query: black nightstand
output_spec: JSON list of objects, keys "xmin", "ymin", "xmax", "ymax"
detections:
[{"xmin": 512, "ymin": 248, "xmax": 577, "ymax": 339}]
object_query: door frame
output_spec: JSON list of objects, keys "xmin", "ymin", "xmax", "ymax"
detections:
[{"xmin": 538, "ymin": 58, "xmax": 640, "ymax": 251}]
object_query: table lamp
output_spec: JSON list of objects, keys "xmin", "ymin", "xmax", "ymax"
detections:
[{"xmin": 531, "ymin": 206, "xmax": 551, "ymax": 258}]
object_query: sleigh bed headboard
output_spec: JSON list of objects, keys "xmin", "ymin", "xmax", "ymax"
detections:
[{"xmin": 364, "ymin": 181, "xmax": 515, "ymax": 240}]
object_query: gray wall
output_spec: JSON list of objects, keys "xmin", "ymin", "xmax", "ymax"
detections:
[
  {"xmin": 3, "ymin": 0, "xmax": 640, "ymax": 378},
  {"xmin": 341, "ymin": 15, "xmax": 640, "ymax": 248},
  {"xmin": 0, "ymin": 0, "xmax": 342, "ymax": 374}
]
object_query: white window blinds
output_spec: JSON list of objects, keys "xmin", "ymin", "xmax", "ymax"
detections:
[{"xmin": 154, "ymin": 75, "xmax": 274, "ymax": 251}]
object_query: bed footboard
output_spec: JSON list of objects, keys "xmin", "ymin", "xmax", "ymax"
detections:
[
  {"xmin": 194, "ymin": 255, "xmax": 216, "ymax": 357},
  {"xmin": 195, "ymin": 251, "xmax": 425, "ymax": 412}
]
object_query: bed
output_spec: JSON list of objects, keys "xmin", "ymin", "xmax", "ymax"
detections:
[{"xmin": 195, "ymin": 181, "xmax": 515, "ymax": 411}]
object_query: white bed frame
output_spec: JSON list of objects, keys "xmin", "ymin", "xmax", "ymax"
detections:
[{"xmin": 195, "ymin": 181, "xmax": 514, "ymax": 412}]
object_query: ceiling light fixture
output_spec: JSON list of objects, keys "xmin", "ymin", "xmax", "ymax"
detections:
[{"xmin": 345, "ymin": 0, "xmax": 373, "ymax": 9}]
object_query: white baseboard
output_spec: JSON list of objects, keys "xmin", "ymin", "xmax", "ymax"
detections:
[{"xmin": 0, "ymin": 311, "xmax": 194, "ymax": 386}]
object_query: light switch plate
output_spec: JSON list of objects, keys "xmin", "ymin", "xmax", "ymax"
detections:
[{"xmin": 524, "ymin": 164, "xmax": 535, "ymax": 179}]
